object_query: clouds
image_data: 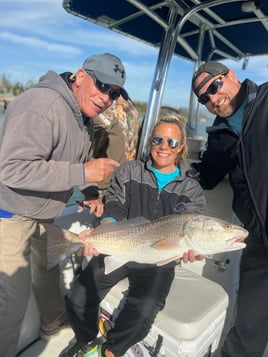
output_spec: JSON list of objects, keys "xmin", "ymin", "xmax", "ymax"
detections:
[
  {"xmin": 0, "ymin": 0, "xmax": 156, "ymax": 57},
  {"xmin": 0, "ymin": 32, "xmax": 82, "ymax": 56},
  {"xmin": 0, "ymin": 0, "xmax": 65, "ymax": 36},
  {"xmin": 0, "ymin": 0, "xmax": 162, "ymax": 103}
]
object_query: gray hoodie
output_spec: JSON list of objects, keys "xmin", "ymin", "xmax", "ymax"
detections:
[{"xmin": 0, "ymin": 71, "xmax": 95, "ymax": 219}]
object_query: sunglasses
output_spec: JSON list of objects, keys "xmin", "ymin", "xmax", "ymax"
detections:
[
  {"xmin": 151, "ymin": 135, "xmax": 180, "ymax": 149},
  {"xmin": 88, "ymin": 71, "xmax": 121, "ymax": 100},
  {"xmin": 198, "ymin": 74, "xmax": 226, "ymax": 105}
]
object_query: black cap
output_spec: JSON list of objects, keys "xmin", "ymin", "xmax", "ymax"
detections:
[{"xmin": 192, "ymin": 61, "xmax": 229, "ymax": 96}]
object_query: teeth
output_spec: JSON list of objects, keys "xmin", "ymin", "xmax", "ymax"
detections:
[
  {"xmin": 158, "ymin": 152, "xmax": 168, "ymax": 157},
  {"xmin": 217, "ymin": 97, "xmax": 225, "ymax": 106}
]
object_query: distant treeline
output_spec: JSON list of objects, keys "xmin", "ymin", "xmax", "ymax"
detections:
[
  {"xmin": 0, "ymin": 75, "xmax": 35, "ymax": 96},
  {"xmin": 134, "ymin": 101, "xmax": 194, "ymax": 119}
]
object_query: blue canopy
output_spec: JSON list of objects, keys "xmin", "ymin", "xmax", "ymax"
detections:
[
  {"xmin": 62, "ymin": 0, "xmax": 268, "ymax": 157},
  {"xmin": 63, "ymin": 0, "xmax": 268, "ymax": 62}
]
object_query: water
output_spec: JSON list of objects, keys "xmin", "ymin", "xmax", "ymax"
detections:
[{"xmin": 196, "ymin": 117, "xmax": 214, "ymax": 139}]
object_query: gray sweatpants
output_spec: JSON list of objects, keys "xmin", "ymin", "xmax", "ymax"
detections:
[{"xmin": 0, "ymin": 215, "xmax": 67, "ymax": 357}]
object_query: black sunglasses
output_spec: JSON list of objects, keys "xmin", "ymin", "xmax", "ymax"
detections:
[
  {"xmin": 198, "ymin": 73, "xmax": 227, "ymax": 105},
  {"xmin": 88, "ymin": 71, "xmax": 121, "ymax": 100},
  {"xmin": 151, "ymin": 135, "xmax": 180, "ymax": 149}
]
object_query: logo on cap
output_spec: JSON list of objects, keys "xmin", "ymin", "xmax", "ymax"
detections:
[{"xmin": 114, "ymin": 64, "xmax": 125, "ymax": 79}]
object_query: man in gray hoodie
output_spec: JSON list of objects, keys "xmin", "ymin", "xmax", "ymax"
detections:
[{"xmin": 0, "ymin": 53, "xmax": 128, "ymax": 357}]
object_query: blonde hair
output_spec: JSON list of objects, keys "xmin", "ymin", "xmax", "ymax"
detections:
[{"xmin": 152, "ymin": 114, "xmax": 188, "ymax": 162}]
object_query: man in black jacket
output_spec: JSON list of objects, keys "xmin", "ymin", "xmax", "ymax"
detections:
[{"xmin": 191, "ymin": 61, "xmax": 268, "ymax": 357}]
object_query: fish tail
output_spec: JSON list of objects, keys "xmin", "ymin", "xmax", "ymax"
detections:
[{"xmin": 44, "ymin": 224, "xmax": 83, "ymax": 270}]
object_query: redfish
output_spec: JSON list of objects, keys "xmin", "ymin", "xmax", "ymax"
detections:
[{"xmin": 46, "ymin": 214, "xmax": 247, "ymax": 274}]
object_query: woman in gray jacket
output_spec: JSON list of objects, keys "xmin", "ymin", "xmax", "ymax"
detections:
[{"xmin": 62, "ymin": 115, "xmax": 205, "ymax": 357}]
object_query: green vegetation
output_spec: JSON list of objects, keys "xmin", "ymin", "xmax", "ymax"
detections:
[
  {"xmin": 133, "ymin": 101, "xmax": 147, "ymax": 116},
  {"xmin": 0, "ymin": 75, "xmax": 35, "ymax": 96}
]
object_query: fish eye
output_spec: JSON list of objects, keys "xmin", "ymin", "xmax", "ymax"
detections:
[{"xmin": 224, "ymin": 224, "xmax": 231, "ymax": 229}]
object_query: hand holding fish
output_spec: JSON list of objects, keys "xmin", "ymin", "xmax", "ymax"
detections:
[
  {"xmin": 181, "ymin": 250, "xmax": 205, "ymax": 263},
  {"xmin": 83, "ymin": 158, "xmax": 120, "ymax": 183},
  {"xmin": 76, "ymin": 228, "xmax": 100, "ymax": 257}
]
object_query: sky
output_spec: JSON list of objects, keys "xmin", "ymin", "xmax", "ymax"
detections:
[{"xmin": 0, "ymin": 0, "xmax": 268, "ymax": 108}]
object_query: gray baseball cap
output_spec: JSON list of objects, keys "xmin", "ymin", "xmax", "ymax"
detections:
[
  {"xmin": 192, "ymin": 61, "xmax": 229, "ymax": 96},
  {"xmin": 83, "ymin": 53, "xmax": 128, "ymax": 100}
]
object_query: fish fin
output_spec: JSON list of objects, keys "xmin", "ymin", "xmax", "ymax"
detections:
[
  {"xmin": 157, "ymin": 256, "xmax": 181, "ymax": 266},
  {"xmin": 153, "ymin": 238, "xmax": 181, "ymax": 250},
  {"xmin": 92, "ymin": 217, "xmax": 151, "ymax": 235},
  {"xmin": 103, "ymin": 256, "xmax": 127, "ymax": 275},
  {"xmin": 45, "ymin": 224, "xmax": 83, "ymax": 270}
]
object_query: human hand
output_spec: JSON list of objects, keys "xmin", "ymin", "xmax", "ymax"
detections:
[
  {"xmin": 83, "ymin": 158, "xmax": 119, "ymax": 183},
  {"xmin": 76, "ymin": 229, "xmax": 100, "ymax": 257},
  {"xmin": 77, "ymin": 197, "xmax": 104, "ymax": 217},
  {"xmin": 176, "ymin": 250, "xmax": 205, "ymax": 264}
]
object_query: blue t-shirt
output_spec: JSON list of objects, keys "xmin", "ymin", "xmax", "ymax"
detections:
[
  {"xmin": 151, "ymin": 166, "xmax": 180, "ymax": 191},
  {"xmin": 227, "ymin": 98, "xmax": 248, "ymax": 136}
]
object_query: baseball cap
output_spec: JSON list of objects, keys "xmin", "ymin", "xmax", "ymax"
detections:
[
  {"xmin": 192, "ymin": 61, "xmax": 229, "ymax": 96},
  {"xmin": 83, "ymin": 53, "xmax": 128, "ymax": 100}
]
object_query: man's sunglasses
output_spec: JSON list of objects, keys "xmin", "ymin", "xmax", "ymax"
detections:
[
  {"xmin": 151, "ymin": 135, "xmax": 180, "ymax": 149},
  {"xmin": 88, "ymin": 71, "xmax": 121, "ymax": 100},
  {"xmin": 198, "ymin": 73, "xmax": 227, "ymax": 105}
]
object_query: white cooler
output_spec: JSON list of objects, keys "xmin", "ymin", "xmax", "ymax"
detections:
[{"xmin": 99, "ymin": 266, "xmax": 229, "ymax": 357}]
